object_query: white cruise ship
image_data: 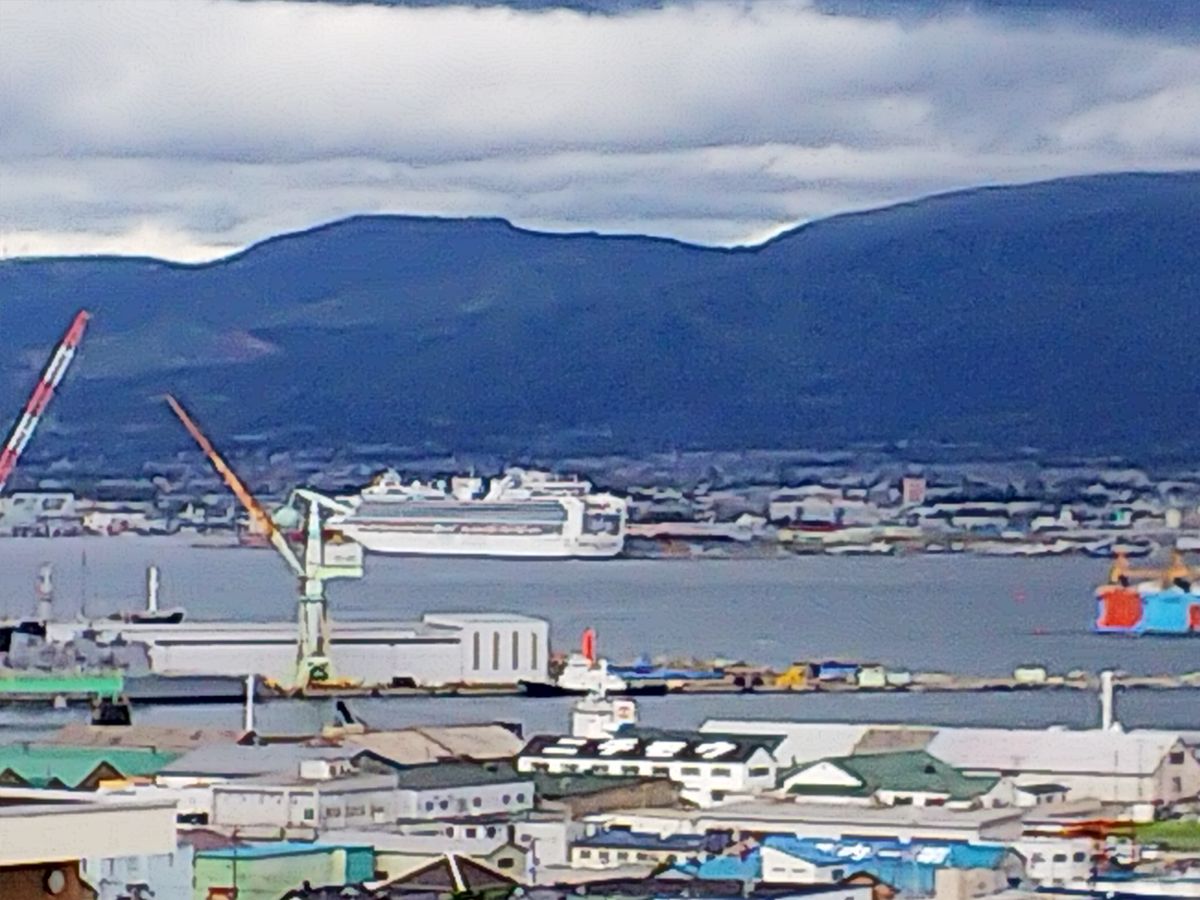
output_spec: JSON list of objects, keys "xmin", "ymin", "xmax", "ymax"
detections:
[{"xmin": 325, "ymin": 468, "xmax": 627, "ymax": 558}]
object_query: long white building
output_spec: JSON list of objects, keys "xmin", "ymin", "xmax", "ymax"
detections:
[
  {"xmin": 53, "ymin": 612, "xmax": 550, "ymax": 687},
  {"xmin": 701, "ymin": 720, "xmax": 1200, "ymax": 820}
]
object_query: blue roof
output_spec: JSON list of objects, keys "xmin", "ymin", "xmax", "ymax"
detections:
[
  {"xmin": 198, "ymin": 841, "xmax": 374, "ymax": 860},
  {"xmin": 760, "ymin": 836, "xmax": 1010, "ymax": 891},
  {"xmin": 577, "ymin": 830, "xmax": 706, "ymax": 853},
  {"xmin": 676, "ymin": 848, "xmax": 761, "ymax": 881}
]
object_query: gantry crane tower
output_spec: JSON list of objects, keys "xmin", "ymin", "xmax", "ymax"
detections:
[
  {"xmin": 0, "ymin": 310, "xmax": 90, "ymax": 494},
  {"xmin": 1107, "ymin": 549, "xmax": 1198, "ymax": 588},
  {"xmin": 165, "ymin": 395, "xmax": 364, "ymax": 690}
]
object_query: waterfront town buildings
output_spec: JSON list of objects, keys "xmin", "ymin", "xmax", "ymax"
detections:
[
  {"xmin": 1, "ymin": 456, "xmax": 1198, "ymax": 558},
  {"xmin": 0, "ymin": 703, "xmax": 1197, "ymax": 900}
]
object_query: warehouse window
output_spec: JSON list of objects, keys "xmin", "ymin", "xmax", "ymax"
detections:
[
  {"xmin": 493, "ymin": 632, "xmax": 501, "ymax": 670},
  {"xmin": 512, "ymin": 631, "xmax": 520, "ymax": 670},
  {"xmin": 749, "ymin": 767, "xmax": 771, "ymax": 777},
  {"xmin": 712, "ymin": 767, "xmax": 732, "ymax": 777},
  {"xmin": 531, "ymin": 632, "xmax": 539, "ymax": 670},
  {"xmin": 473, "ymin": 633, "xmax": 481, "ymax": 670}
]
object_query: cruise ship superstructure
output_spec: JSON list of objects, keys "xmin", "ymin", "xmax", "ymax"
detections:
[{"xmin": 325, "ymin": 468, "xmax": 627, "ymax": 558}]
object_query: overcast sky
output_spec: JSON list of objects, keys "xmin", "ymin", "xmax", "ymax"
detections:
[{"xmin": 1, "ymin": 0, "xmax": 1197, "ymax": 261}]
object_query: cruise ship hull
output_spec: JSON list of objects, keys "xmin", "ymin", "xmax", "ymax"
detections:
[{"xmin": 335, "ymin": 526, "xmax": 622, "ymax": 559}]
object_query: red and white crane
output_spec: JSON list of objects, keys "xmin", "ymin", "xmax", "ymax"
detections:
[{"xmin": 0, "ymin": 310, "xmax": 90, "ymax": 494}]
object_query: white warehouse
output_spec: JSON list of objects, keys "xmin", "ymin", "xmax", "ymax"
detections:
[{"xmin": 56, "ymin": 612, "xmax": 549, "ymax": 687}]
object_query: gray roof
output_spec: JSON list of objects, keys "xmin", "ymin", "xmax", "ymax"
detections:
[
  {"xmin": 218, "ymin": 772, "xmax": 398, "ymax": 790},
  {"xmin": 158, "ymin": 745, "xmax": 355, "ymax": 778},
  {"xmin": 927, "ymin": 728, "xmax": 1186, "ymax": 777},
  {"xmin": 46, "ymin": 724, "xmax": 247, "ymax": 752},
  {"xmin": 344, "ymin": 725, "xmax": 524, "ymax": 765}
]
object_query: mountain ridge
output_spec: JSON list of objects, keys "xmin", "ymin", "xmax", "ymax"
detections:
[{"xmin": 1, "ymin": 171, "xmax": 1197, "ymax": 463}]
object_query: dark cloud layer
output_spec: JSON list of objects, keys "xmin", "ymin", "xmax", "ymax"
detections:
[{"xmin": 0, "ymin": 0, "xmax": 1197, "ymax": 260}]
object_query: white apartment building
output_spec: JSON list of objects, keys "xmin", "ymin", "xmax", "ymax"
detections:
[{"xmin": 518, "ymin": 731, "xmax": 781, "ymax": 807}]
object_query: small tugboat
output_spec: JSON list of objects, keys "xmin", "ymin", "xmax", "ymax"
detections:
[{"xmin": 521, "ymin": 628, "xmax": 668, "ymax": 697}]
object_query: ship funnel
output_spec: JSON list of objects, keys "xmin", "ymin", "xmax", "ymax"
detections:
[
  {"xmin": 581, "ymin": 627, "xmax": 597, "ymax": 664},
  {"xmin": 146, "ymin": 565, "xmax": 160, "ymax": 613},
  {"xmin": 35, "ymin": 562, "xmax": 53, "ymax": 623}
]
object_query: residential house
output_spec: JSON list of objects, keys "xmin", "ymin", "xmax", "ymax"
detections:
[
  {"xmin": 926, "ymin": 728, "xmax": 1200, "ymax": 819},
  {"xmin": 778, "ymin": 751, "xmax": 1002, "ymax": 809},
  {"xmin": 703, "ymin": 721, "xmax": 1200, "ymax": 819},
  {"xmin": 344, "ymin": 853, "xmax": 517, "ymax": 900}
]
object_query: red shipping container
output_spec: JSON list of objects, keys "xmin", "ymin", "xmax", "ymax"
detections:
[{"xmin": 1096, "ymin": 586, "xmax": 1142, "ymax": 630}]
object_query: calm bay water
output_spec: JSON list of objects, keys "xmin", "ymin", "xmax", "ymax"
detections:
[{"xmin": 0, "ymin": 537, "xmax": 1196, "ymax": 733}]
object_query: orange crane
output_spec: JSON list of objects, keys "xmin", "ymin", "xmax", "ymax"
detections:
[{"xmin": 165, "ymin": 395, "xmax": 364, "ymax": 690}]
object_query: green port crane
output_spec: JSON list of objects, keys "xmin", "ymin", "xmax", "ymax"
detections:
[{"xmin": 165, "ymin": 395, "xmax": 364, "ymax": 690}]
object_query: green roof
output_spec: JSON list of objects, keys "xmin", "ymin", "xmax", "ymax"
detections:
[
  {"xmin": 390, "ymin": 761, "xmax": 528, "ymax": 790},
  {"xmin": 784, "ymin": 750, "xmax": 998, "ymax": 801},
  {"xmin": 0, "ymin": 745, "xmax": 180, "ymax": 789},
  {"xmin": 0, "ymin": 671, "xmax": 123, "ymax": 696}
]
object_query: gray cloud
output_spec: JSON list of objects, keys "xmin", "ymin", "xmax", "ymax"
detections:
[{"xmin": 0, "ymin": 0, "xmax": 1197, "ymax": 260}]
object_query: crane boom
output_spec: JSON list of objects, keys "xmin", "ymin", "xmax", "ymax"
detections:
[
  {"xmin": 165, "ymin": 394, "xmax": 304, "ymax": 577},
  {"xmin": 1108, "ymin": 550, "xmax": 1197, "ymax": 586},
  {"xmin": 0, "ymin": 310, "xmax": 90, "ymax": 494}
]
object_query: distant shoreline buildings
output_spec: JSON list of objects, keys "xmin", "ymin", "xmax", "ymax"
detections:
[{"xmin": 2, "ymin": 456, "xmax": 1197, "ymax": 560}]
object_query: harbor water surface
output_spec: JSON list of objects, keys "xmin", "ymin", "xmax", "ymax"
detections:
[{"xmin": 0, "ymin": 538, "xmax": 1196, "ymax": 733}]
